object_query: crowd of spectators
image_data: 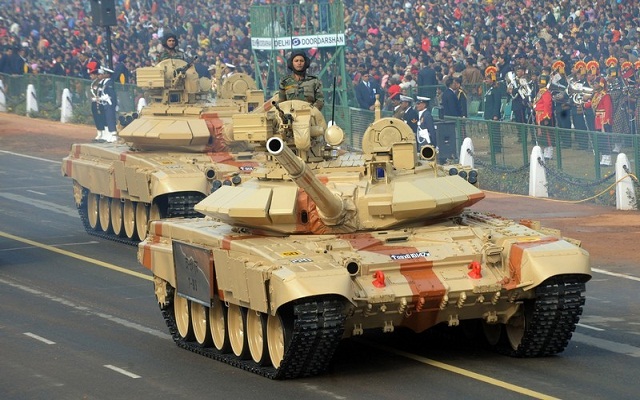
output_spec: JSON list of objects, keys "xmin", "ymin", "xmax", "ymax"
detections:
[{"xmin": 0, "ymin": 0, "xmax": 639, "ymax": 106}]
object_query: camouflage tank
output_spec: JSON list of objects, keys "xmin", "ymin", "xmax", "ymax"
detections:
[
  {"xmin": 62, "ymin": 58, "xmax": 270, "ymax": 244},
  {"xmin": 138, "ymin": 99, "xmax": 592, "ymax": 379}
]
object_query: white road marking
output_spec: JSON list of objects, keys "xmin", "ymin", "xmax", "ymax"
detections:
[
  {"xmin": 104, "ymin": 365, "xmax": 141, "ymax": 379},
  {"xmin": 577, "ymin": 323, "xmax": 605, "ymax": 332},
  {"xmin": 0, "ymin": 192, "xmax": 78, "ymax": 218},
  {"xmin": 26, "ymin": 189, "xmax": 46, "ymax": 195},
  {"xmin": 24, "ymin": 332, "xmax": 56, "ymax": 345},
  {"xmin": 572, "ymin": 332, "xmax": 640, "ymax": 358},
  {"xmin": 1, "ymin": 277, "xmax": 170, "ymax": 340},
  {"xmin": 0, "ymin": 150, "xmax": 59, "ymax": 163},
  {"xmin": 592, "ymin": 268, "xmax": 640, "ymax": 282}
]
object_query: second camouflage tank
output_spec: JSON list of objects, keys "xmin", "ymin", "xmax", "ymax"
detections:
[{"xmin": 62, "ymin": 58, "xmax": 269, "ymax": 244}]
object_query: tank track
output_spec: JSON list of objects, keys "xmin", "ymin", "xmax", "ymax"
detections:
[
  {"xmin": 507, "ymin": 274, "xmax": 587, "ymax": 357},
  {"xmin": 76, "ymin": 188, "xmax": 204, "ymax": 246},
  {"xmin": 160, "ymin": 295, "xmax": 346, "ymax": 379}
]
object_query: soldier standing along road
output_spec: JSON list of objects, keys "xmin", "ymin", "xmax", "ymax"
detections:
[
  {"xmin": 278, "ymin": 51, "xmax": 324, "ymax": 111},
  {"xmin": 399, "ymin": 95, "xmax": 418, "ymax": 133},
  {"xmin": 483, "ymin": 66, "xmax": 504, "ymax": 153},
  {"xmin": 88, "ymin": 61, "xmax": 106, "ymax": 142},
  {"xmin": 415, "ymin": 96, "xmax": 436, "ymax": 151},
  {"xmin": 534, "ymin": 73, "xmax": 554, "ymax": 159},
  {"xmin": 97, "ymin": 66, "xmax": 119, "ymax": 143},
  {"xmin": 584, "ymin": 77, "xmax": 614, "ymax": 166}
]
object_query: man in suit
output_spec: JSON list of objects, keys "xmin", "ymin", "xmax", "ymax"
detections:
[
  {"xmin": 441, "ymin": 76, "xmax": 463, "ymax": 118},
  {"xmin": 355, "ymin": 72, "xmax": 376, "ymax": 110},
  {"xmin": 417, "ymin": 58, "xmax": 438, "ymax": 100}
]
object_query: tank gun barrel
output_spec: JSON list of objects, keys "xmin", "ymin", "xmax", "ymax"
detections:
[{"xmin": 266, "ymin": 137, "xmax": 344, "ymax": 225}]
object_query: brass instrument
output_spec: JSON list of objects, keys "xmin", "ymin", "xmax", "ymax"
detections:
[
  {"xmin": 567, "ymin": 77, "xmax": 593, "ymax": 104},
  {"xmin": 505, "ymin": 71, "xmax": 519, "ymax": 96},
  {"xmin": 505, "ymin": 71, "xmax": 532, "ymax": 100}
]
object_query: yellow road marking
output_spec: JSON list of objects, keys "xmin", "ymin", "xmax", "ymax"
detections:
[
  {"xmin": 0, "ymin": 231, "xmax": 152, "ymax": 281},
  {"xmin": 361, "ymin": 339, "xmax": 561, "ymax": 400},
  {"xmin": 2, "ymin": 230, "xmax": 559, "ymax": 398}
]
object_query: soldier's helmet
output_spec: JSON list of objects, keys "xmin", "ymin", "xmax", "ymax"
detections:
[
  {"xmin": 552, "ymin": 60, "xmax": 565, "ymax": 75},
  {"xmin": 484, "ymin": 65, "xmax": 498, "ymax": 82},
  {"xmin": 287, "ymin": 51, "xmax": 311, "ymax": 72}
]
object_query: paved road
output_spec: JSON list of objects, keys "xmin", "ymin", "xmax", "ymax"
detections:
[{"xmin": 1, "ymin": 149, "xmax": 639, "ymax": 399}]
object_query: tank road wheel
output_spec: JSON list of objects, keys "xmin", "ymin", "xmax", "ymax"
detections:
[
  {"xmin": 267, "ymin": 311, "xmax": 293, "ymax": 369},
  {"xmin": 227, "ymin": 304, "xmax": 250, "ymax": 359},
  {"xmin": 482, "ymin": 321, "xmax": 503, "ymax": 346},
  {"xmin": 191, "ymin": 302, "xmax": 211, "ymax": 346},
  {"xmin": 135, "ymin": 202, "xmax": 150, "ymax": 240},
  {"xmin": 209, "ymin": 298, "xmax": 230, "ymax": 352},
  {"xmin": 173, "ymin": 291, "xmax": 193, "ymax": 340},
  {"xmin": 247, "ymin": 311, "xmax": 270, "ymax": 366},
  {"xmin": 505, "ymin": 311, "xmax": 527, "ymax": 350},
  {"xmin": 123, "ymin": 199, "xmax": 138, "ymax": 240},
  {"xmin": 98, "ymin": 196, "xmax": 111, "ymax": 232},
  {"xmin": 87, "ymin": 192, "xmax": 99, "ymax": 229},
  {"xmin": 110, "ymin": 199, "xmax": 124, "ymax": 236}
]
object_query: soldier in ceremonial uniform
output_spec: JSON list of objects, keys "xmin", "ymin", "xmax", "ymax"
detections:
[
  {"xmin": 605, "ymin": 57, "xmax": 630, "ymax": 152},
  {"xmin": 551, "ymin": 60, "xmax": 572, "ymax": 147},
  {"xmin": 570, "ymin": 60, "xmax": 590, "ymax": 148},
  {"xmin": 584, "ymin": 60, "xmax": 600, "ymax": 132},
  {"xmin": 415, "ymin": 96, "xmax": 437, "ymax": 150},
  {"xmin": 399, "ymin": 95, "xmax": 419, "ymax": 133},
  {"xmin": 97, "ymin": 66, "xmax": 119, "ymax": 143},
  {"xmin": 483, "ymin": 66, "xmax": 504, "ymax": 153},
  {"xmin": 534, "ymin": 73, "xmax": 554, "ymax": 159},
  {"xmin": 584, "ymin": 77, "xmax": 613, "ymax": 166},
  {"xmin": 88, "ymin": 61, "xmax": 106, "ymax": 142},
  {"xmin": 279, "ymin": 51, "xmax": 324, "ymax": 110}
]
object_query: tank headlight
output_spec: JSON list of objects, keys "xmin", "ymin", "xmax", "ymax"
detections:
[
  {"xmin": 223, "ymin": 179, "xmax": 232, "ymax": 186},
  {"xmin": 449, "ymin": 167, "xmax": 458, "ymax": 176},
  {"xmin": 468, "ymin": 170, "xmax": 478, "ymax": 184},
  {"xmin": 211, "ymin": 180, "xmax": 222, "ymax": 192},
  {"xmin": 231, "ymin": 175, "xmax": 242, "ymax": 185},
  {"xmin": 458, "ymin": 170, "xmax": 467, "ymax": 179}
]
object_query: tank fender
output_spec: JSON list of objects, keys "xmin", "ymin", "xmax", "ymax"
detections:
[
  {"xmin": 268, "ymin": 267, "xmax": 354, "ymax": 314},
  {"xmin": 138, "ymin": 238, "xmax": 177, "ymax": 288},
  {"xmin": 508, "ymin": 238, "xmax": 591, "ymax": 290}
]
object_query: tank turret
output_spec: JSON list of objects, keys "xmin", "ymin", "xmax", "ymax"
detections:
[
  {"xmin": 195, "ymin": 99, "xmax": 484, "ymax": 234},
  {"xmin": 119, "ymin": 58, "xmax": 268, "ymax": 152},
  {"xmin": 139, "ymin": 99, "xmax": 591, "ymax": 379}
]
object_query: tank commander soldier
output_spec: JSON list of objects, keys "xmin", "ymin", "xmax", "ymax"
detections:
[
  {"xmin": 159, "ymin": 32, "xmax": 186, "ymax": 61},
  {"xmin": 279, "ymin": 51, "xmax": 324, "ymax": 111}
]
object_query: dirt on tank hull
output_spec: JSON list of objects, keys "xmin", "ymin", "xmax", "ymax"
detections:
[
  {"xmin": 62, "ymin": 59, "xmax": 268, "ymax": 244},
  {"xmin": 138, "ymin": 100, "xmax": 592, "ymax": 378}
]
